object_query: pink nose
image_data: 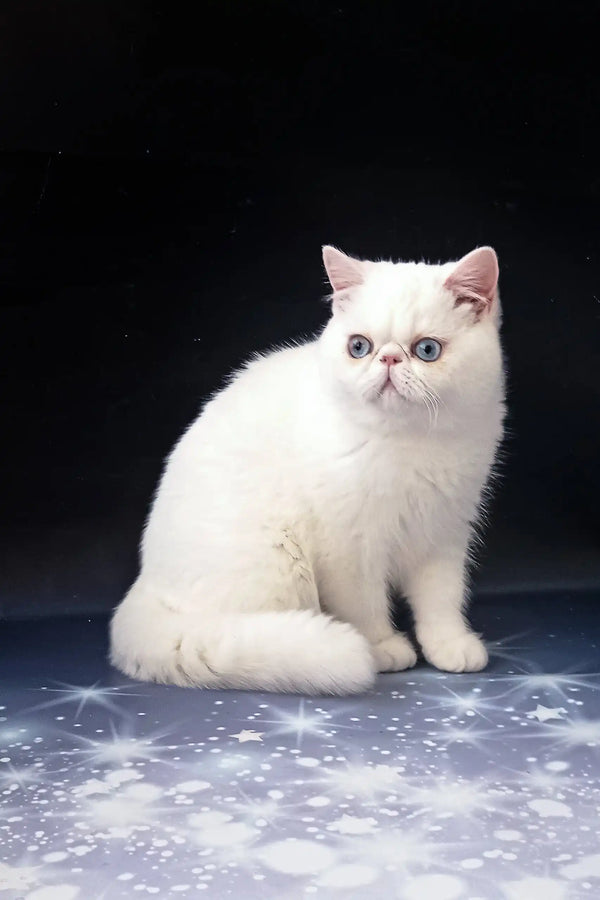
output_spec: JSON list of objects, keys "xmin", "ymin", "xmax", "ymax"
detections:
[{"xmin": 380, "ymin": 353, "xmax": 402, "ymax": 367}]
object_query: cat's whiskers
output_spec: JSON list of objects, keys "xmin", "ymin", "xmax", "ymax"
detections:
[
  {"xmin": 421, "ymin": 391, "xmax": 436, "ymax": 429},
  {"xmin": 417, "ymin": 380, "xmax": 441, "ymax": 430},
  {"xmin": 429, "ymin": 393, "xmax": 441, "ymax": 429}
]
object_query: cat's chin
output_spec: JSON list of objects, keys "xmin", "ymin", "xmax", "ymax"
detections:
[
  {"xmin": 370, "ymin": 386, "xmax": 429, "ymax": 424},
  {"xmin": 371, "ymin": 393, "xmax": 411, "ymax": 421},
  {"xmin": 375, "ymin": 381, "xmax": 408, "ymax": 407}
]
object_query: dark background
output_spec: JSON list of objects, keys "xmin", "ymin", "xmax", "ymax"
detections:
[{"xmin": 1, "ymin": 0, "xmax": 598, "ymax": 619}]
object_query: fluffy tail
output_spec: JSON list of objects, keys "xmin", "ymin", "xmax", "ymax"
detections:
[{"xmin": 110, "ymin": 589, "xmax": 375, "ymax": 695}]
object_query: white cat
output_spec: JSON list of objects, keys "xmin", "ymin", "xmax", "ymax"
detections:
[{"xmin": 110, "ymin": 245, "xmax": 505, "ymax": 694}]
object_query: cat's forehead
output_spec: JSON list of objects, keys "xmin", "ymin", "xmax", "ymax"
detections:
[
  {"xmin": 350, "ymin": 260, "xmax": 459, "ymax": 337},
  {"xmin": 368, "ymin": 260, "xmax": 451, "ymax": 300}
]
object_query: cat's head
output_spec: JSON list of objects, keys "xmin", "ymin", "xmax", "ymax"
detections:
[{"xmin": 319, "ymin": 245, "xmax": 504, "ymax": 428}]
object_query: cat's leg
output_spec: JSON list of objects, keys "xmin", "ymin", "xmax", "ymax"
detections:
[
  {"xmin": 404, "ymin": 551, "xmax": 487, "ymax": 672},
  {"xmin": 320, "ymin": 563, "xmax": 417, "ymax": 673}
]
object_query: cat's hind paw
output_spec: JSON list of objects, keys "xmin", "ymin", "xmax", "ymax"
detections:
[{"xmin": 372, "ymin": 633, "xmax": 418, "ymax": 672}]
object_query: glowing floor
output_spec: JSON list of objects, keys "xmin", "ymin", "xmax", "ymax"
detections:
[{"xmin": 1, "ymin": 594, "xmax": 599, "ymax": 899}]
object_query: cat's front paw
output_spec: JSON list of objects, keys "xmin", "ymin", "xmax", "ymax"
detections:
[
  {"xmin": 419, "ymin": 630, "xmax": 488, "ymax": 673},
  {"xmin": 372, "ymin": 633, "xmax": 418, "ymax": 672}
]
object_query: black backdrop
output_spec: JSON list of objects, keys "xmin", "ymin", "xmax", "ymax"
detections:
[{"xmin": 1, "ymin": 0, "xmax": 598, "ymax": 618}]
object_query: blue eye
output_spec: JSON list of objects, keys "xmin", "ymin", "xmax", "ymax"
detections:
[
  {"xmin": 348, "ymin": 335, "xmax": 373, "ymax": 359},
  {"xmin": 413, "ymin": 338, "xmax": 442, "ymax": 362}
]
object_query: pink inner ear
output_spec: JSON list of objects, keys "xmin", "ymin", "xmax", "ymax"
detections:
[
  {"xmin": 444, "ymin": 246, "xmax": 499, "ymax": 307},
  {"xmin": 322, "ymin": 245, "xmax": 365, "ymax": 292}
]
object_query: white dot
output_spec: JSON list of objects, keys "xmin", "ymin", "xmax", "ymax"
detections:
[
  {"xmin": 26, "ymin": 887, "xmax": 80, "ymax": 900},
  {"xmin": 402, "ymin": 874, "xmax": 465, "ymax": 900},
  {"xmin": 318, "ymin": 864, "xmax": 378, "ymax": 888},
  {"xmin": 258, "ymin": 840, "xmax": 335, "ymax": 874},
  {"xmin": 528, "ymin": 799, "xmax": 572, "ymax": 818},
  {"xmin": 174, "ymin": 781, "xmax": 210, "ymax": 794}
]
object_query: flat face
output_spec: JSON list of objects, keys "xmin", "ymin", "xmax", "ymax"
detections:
[
  {"xmin": 319, "ymin": 253, "xmax": 503, "ymax": 425},
  {"xmin": 1, "ymin": 600, "xmax": 598, "ymax": 897}
]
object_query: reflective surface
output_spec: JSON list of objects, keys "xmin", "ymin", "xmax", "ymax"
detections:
[{"xmin": 1, "ymin": 595, "xmax": 599, "ymax": 898}]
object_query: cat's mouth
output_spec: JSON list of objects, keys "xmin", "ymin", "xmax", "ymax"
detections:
[
  {"xmin": 377, "ymin": 376, "xmax": 403, "ymax": 400},
  {"xmin": 374, "ymin": 374, "xmax": 416, "ymax": 407}
]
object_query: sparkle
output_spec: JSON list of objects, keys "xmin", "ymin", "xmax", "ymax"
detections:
[
  {"xmin": 24, "ymin": 681, "xmax": 140, "ymax": 720},
  {"xmin": 231, "ymin": 789, "xmax": 289, "ymax": 828},
  {"xmin": 486, "ymin": 630, "xmax": 535, "ymax": 673},
  {"xmin": 404, "ymin": 776, "xmax": 506, "ymax": 823},
  {"xmin": 319, "ymin": 762, "xmax": 403, "ymax": 802},
  {"xmin": 421, "ymin": 684, "xmax": 497, "ymax": 722},
  {"xmin": 0, "ymin": 762, "xmax": 47, "ymax": 791},
  {"xmin": 1, "ymin": 606, "xmax": 599, "ymax": 897},
  {"xmin": 0, "ymin": 723, "xmax": 32, "ymax": 745},
  {"xmin": 486, "ymin": 670, "xmax": 600, "ymax": 703},
  {"xmin": 438, "ymin": 721, "xmax": 501, "ymax": 752},
  {"xmin": 209, "ymin": 833, "xmax": 261, "ymax": 871},
  {"xmin": 543, "ymin": 717, "xmax": 600, "ymax": 748},
  {"xmin": 343, "ymin": 827, "xmax": 437, "ymax": 876},
  {"xmin": 57, "ymin": 720, "xmax": 170, "ymax": 766},
  {"xmin": 501, "ymin": 763, "xmax": 578, "ymax": 793},
  {"xmin": 258, "ymin": 698, "xmax": 328, "ymax": 748}
]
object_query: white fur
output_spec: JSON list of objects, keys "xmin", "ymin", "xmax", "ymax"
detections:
[{"xmin": 110, "ymin": 248, "xmax": 505, "ymax": 694}]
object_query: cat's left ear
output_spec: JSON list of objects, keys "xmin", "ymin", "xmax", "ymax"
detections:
[
  {"xmin": 444, "ymin": 247, "xmax": 499, "ymax": 318},
  {"xmin": 322, "ymin": 245, "xmax": 365, "ymax": 293}
]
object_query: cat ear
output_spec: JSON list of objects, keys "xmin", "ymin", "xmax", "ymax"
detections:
[
  {"xmin": 444, "ymin": 246, "xmax": 499, "ymax": 316},
  {"xmin": 322, "ymin": 245, "xmax": 365, "ymax": 292}
]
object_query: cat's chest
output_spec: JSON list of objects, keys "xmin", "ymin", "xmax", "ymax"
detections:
[{"xmin": 315, "ymin": 435, "xmax": 474, "ymax": 535}]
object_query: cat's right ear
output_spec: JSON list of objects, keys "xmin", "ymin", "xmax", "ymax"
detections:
[{"xmin": 322, "ymin": 246, "xmax": 365, "ymax": 296}]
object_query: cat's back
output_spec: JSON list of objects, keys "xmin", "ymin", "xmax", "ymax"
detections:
[
  {"xmin": 174, "ymin": 340, "xmax": 318, "ymax": 459},
  {"xmin": 145, "ymin": 341, "xmax": 319, "ymax": 553}
]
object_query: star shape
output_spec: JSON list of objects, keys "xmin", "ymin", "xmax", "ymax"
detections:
[
  {"xmin": 526, "ymin": 704, "xmax": 567, "ymax": 722},
  {"xmin": 229, "ymin": 729, "xmax": 264, "ymax": 743}
]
